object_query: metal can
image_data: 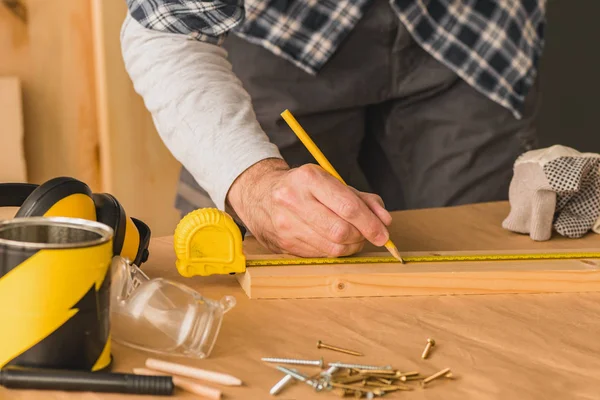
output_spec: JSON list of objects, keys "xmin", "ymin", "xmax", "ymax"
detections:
[{"xmin": 0, "ymin": 216, "xmax": 113, "ymax": 371}]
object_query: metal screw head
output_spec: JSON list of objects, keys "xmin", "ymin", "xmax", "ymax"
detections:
[{"xmin": 421, "ymin": 338, "xmax": 436, "ymax": 359}]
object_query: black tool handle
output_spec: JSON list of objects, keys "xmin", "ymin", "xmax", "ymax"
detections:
[{"xmin": 0, "ymin": 368, "xmax": 174, "ymax": 396}]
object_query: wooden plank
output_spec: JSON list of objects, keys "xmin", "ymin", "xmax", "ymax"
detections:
[
  {"xmin": 236, "ymin": 202, "xmax": 600, "ymax": 299},
  {"xmin": 0, "ymin": 77, "xmax": 27, "ymax": 181},
  {"xmin": 90, "ymin": 0, "xmax": 182, "ymax": 236},
  {"xmin": 237, "ymin": 258, "xmax": 600, "ymax": 299}
]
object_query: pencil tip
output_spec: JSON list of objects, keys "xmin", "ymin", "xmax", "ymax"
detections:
[{"xmin": 388, "ymin": 246, "xmax": 404, "ymax": 263}]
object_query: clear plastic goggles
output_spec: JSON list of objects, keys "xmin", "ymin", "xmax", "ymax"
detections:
[{"xmin": 109, "ymin": 256, "xmax": 236, "ymax": 359}]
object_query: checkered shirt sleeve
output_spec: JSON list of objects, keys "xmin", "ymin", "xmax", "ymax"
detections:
[{"xmin": 124, "ymin": 0, "xmax": 245, "ymax": 44}]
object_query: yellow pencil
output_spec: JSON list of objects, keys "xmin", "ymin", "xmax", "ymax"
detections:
[{"xmin": 280, "ymin": 109, "xmax": 404, "ymax": 263}]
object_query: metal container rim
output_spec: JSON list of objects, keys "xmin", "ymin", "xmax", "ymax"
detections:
[{"xmin": 0, "ymin": 217, "xmax": 114, "ymax": 249}]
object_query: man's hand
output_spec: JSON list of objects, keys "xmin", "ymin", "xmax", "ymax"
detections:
[{"xmin": 227, "ymin": 159, "xmax": 393, "ymax": 257}]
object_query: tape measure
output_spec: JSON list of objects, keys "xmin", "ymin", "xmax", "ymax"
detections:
[
  {"xmin": 245, "ymin": 252, "xmax": 600, "ymax": 267},
  {"xmin": 173, "ymin": 208, "xmax": 600, "ymax": 277}
]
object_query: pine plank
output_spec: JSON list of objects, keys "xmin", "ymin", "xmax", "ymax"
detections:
[{"xmin": 236, "ymin": 202, "xmax": 600, "ymax": 299}]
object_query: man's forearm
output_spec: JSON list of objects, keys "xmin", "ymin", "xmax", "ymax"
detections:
[{"xmin": 120, "ymin": 15, "xmax": 283, "ymax": 210}]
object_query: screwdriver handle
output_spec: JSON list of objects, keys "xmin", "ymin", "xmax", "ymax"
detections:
[{"xmin": 0, "ymin": 368, "xmax": 174, "ymax": 396}]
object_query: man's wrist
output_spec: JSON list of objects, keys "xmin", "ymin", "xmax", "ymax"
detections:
[{"xmin": 226, "ymin": 158, "xmax": 290, "ymax": 215}]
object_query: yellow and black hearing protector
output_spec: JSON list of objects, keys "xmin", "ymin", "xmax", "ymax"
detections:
[{"xmin": 0, "ymin": 176, "xmax": 151, "ymax": 266}]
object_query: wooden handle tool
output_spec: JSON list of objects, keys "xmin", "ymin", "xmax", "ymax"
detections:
[
  {"xmin": 145, "ymin": 358, "xmax": 243, "ymax": 386},
  {"xmin": 133, "ymin": 368, "xmax": 222, "ymax": 399}
]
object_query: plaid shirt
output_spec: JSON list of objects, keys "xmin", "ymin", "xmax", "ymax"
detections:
[{"xmin": 125, "ymin": 0, "xmax": 546, "ymax": 118}]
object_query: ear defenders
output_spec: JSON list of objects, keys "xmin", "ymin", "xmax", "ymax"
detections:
[{"xmin": 0, "ymin": 176, "xmax": 151, "ymax": 266}]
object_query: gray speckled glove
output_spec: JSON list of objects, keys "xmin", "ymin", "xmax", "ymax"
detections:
[{"xmin": 502, "ymin": 145, "xmax": 600, "ymax": 241}]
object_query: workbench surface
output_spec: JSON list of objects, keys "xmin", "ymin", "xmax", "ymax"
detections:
[{"xmin": 3, "ymin": 202, "xmax": 600, "ymax": 399}]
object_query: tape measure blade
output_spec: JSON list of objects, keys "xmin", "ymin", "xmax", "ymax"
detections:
[{"xmin": 246, "ymin": 251, "xmax": 600, "ymax": 267}]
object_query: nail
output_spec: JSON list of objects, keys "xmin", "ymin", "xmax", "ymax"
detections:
[
  {"xmin": 317, "ymin": 340, "xmax": 363, "ymax": 357},
  {"xmin": 421, "ymin": 367, "xmax": 452, "ymax": 387},
  {"xmin": 376, "ymin": 231, "xmax": 389, "ymax": 246}
]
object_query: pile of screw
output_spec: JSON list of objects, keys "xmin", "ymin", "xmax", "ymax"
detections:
[{"xmin": 264, "ymin": 339, "xmax": 454, "ymax": 397}]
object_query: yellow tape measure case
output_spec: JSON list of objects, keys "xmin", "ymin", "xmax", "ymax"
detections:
[{"xmin": 174, "ymin": 208, "xmax": 247, "ymax": 277}]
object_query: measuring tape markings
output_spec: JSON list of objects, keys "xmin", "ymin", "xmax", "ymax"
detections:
[{"xmin": 246, "ymin": 252, "xmax": 600, "ymax": 267}]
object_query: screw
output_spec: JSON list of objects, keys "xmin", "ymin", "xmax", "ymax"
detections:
[
  {"xmin": 328, "ymin": 362, "xmax": 392, "ymax": 370},
  {"xmin": 421, "ymin": 367, "xmax": 452, "ymax": 387},
  {"xmin": 275, "ymin": 366, "xmax": 324, "ymax": 391},
  {"xmin": 262, "ymin": 357, "xmax": 325, "ymax": 368},
  {"xmin": 319, "ymin": 365, "xmax": 340, "ymax": 381},
  {"xmin": 331, "ymin": 383, "xmax": 372, "ymax": 394},
  {"xmin": 364, "ymin": 380, "xmax": 390, "ymax": 388},
  {"xmin": 421, "ymin": 338, "xmax": 436, "ymax": 359},
  {"xmin": 400, "ymin": 370, "xmax": 419, "ymax": 377},
  {"xmin": 400, "ymin": 375, "xmax": 422, "ymax": 382},
  {"xmin": 317, "ymin": 340, "xmax": 363, "ymax": 357},
  {"xmin": 355, "ymin": 369, "xmax": 398, "ymax": 376},
  {"xmin": 270, "ymin": 369, "xmax": 297, "ymax": 396},
  {"xmin": 333, "ymin": 388, "xmax": 353, "ymax": 397},
  {"xmin": 382, "ymin": 384, "xmax": 413, "ymax": 392},
  {"xmin": 333, "ymin": 375, "xmax": 365, "ymax": 385}
]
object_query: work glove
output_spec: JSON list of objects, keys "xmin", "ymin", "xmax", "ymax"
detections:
[{"xmin": 502, "ymin": 145, "xmax": 600, "ymax": 241}]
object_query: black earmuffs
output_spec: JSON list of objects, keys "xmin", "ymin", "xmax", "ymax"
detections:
[{"xmin": 0, "ymin": 176, "xmax": 151, "ymax": 266}]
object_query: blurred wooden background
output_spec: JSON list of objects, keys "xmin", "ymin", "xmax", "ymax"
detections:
[
  {"xmin": 0, "ymin": 0, "xmax": 598, "ymax": 235},
  {"xmin": 0, "ymin": 0, "xmax": 181, "ymax": 236}
]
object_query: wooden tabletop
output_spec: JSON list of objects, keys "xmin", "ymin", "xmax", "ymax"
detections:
[{"xmin": 3, "ymin": 202, "xmax": 600, "ymax": 399}]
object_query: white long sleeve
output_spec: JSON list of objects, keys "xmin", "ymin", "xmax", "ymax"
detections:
[{"xmin": 120, "ymin": 14, "xmax": 282, "ymax": 210}]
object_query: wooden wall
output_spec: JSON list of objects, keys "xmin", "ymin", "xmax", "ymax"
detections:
[
  {"xmin": 0, "ymin": 0, "xmax": 182, "ymax": 236},
  {"xmin": 90, "ymin": 0, "xmax": 182, "ymax": 237},
  {"xmin": 0, "ymin": 0, "xmax": 100, "ymax": 189},
  {"xmin": 0, "ymin": 77, "xmax": 26, "ymax": 182}
]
